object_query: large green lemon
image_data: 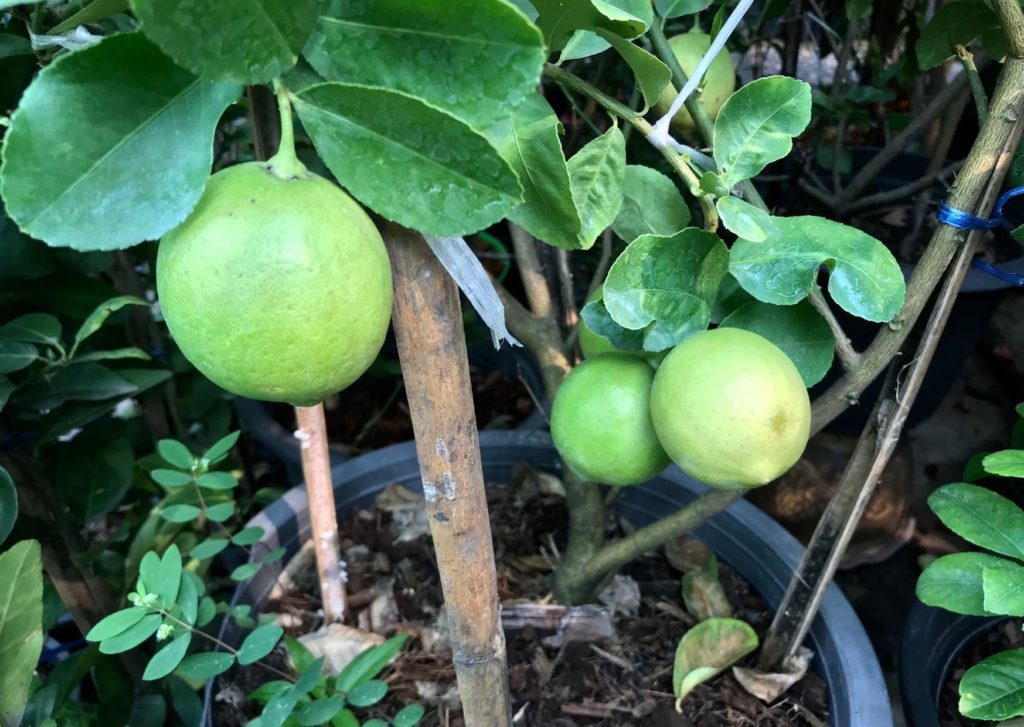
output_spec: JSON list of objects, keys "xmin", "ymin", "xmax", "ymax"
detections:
[
  {"xmin": 551, "ymin": 353, "xmax": 670, "ymax": 486},
  {"xmin": 654, "ymin": 30, "xmax": 737, "ymax": 135},
  {"xmin": 650, "ymin": 328, "xmax": 810, "ymax": 489},
  {"xmin": 157, "ymin": 162, "xmax": 393, "ymax": 407}
]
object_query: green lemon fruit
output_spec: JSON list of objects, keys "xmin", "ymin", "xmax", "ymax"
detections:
[
  {"xmin": 157, "ymin": 162, "xmax": 393, "ymax": 407},
  {"xmin": 551, "ymin": 353, "xmax": 670, "ymax": 486},
  {"xmin": 654, "ymin": 30, "xmax": 737, "ymax": 135},
  {"xmin": 651, "ymin": 328, "xmax": 810, "ymax": 489}
]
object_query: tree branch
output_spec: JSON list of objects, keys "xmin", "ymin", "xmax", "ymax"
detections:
[
  {"xmin": 510, "ymin": 223, "xmax": 555, "ymax": 319},
  {"xmin": 994, "ymin": 0, "xmax": 1024, "ymax": 57},
  {"xmin": 808, "ymin": 288, "xmax": 860, "ymax": 371}
]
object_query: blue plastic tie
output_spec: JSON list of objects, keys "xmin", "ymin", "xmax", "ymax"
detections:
[{"xmin": 938, "ymin": 186, "xmax": 1024, "ymax": 286}]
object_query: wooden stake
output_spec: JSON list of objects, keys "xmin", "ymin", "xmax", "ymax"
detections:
[
  {"xmin": 384, "ymin": 223, "xmax": 512, "ymax": 727},
  {"xmin": 295, "ymin": 404, "xmax": 347, "ymax": 624}
]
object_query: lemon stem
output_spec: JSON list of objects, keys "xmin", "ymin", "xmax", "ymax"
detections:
[{"xmin": 266, "ymin": 81, "xmax": 308, "ymax": 179}]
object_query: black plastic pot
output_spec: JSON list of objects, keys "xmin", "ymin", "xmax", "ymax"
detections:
[
  {"xmin": 235, "ymin": 344, "xmax": 547, "ymax": 482},
  {"xmin": 899, "ymin": 602, "xmax": 1001, "ymax": 727},
  {"xmin": 204, "ymin": 430, "xmax": 891, "ymax": 726}
]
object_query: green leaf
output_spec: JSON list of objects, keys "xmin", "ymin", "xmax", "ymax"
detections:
[
  {"xmin": 532, "ymin": 0, "xmax": 650, "ymax": 51},
  {"xmin": 0, "ymin": 540, "xmax": 43, "ymax": 727},
  {"xmin": 672, "ymin": 618, "xmax": 758, "ymax": 704},
  {"xmin": 231, "ymin": 527, "xmax": 265, "ymax": 547},
  {"xmin": 559, "ymin": 30, "xmax": 611, "ymax": 62},
  {"xmin": 160, "ymin": 505, "xmax": 202, "ymax": 523},
  {"xmin": 0, "ymin": 341, "xmax": 36, "ymax": 373},
  {"xmin": 256, "ymin": 686, "xmax": 300, "ymax": 727},
  {"xmin": 487, "ymin": 93, "xmax": 583, "ymax": 250},
  {"xmin": 15, "ymin": 363, "xmax": 137, "ymax": 410},
  {"xmin": 720, "ymin": 300, "xmax": 834, "ymax": 386},
  {"xmin": 984, "ymin": 450, "xmax": 1024, "ymax": 478},
  {"xmin": 0, "ymin": 32, "xmax": 241, "ymax": 251},
  {"xmin": 713, "ymin": 76, "xmax": 812, "ymax": 188},
  {"xmin": 716, "ymin": 197, "xmax": 776, "ymax": 243},
  {"xmin": 196, "ymin": 597, "xmax": 216, "ymax": 628},
  {"xmin": 611, "ymin": 165, "xmax": 691, "ymax": 243},
  {"xmin": 294, "ymin": 83, "xmax": 521, "ymax": 236},
  {"xmin": 347, "ymin": 679, "xmax": 388, "ymax": 707},
  {"xmin": 262, "ymin": 547, "xmax": 287, "ymax": 565},
  {"xmin": 334, "ymin": 708, "xmax": 362, "ymax": 727},
  {"xmin": 139, "ymin": 551, "xmax": 161, "ymax": 592},
  {"xmin": 579, "ymin": 298, "xmax": 646, "ymax": 351},
  {"xmin": 959, "ymin": 649, "xmax": 1024, "ymax": 720},
  {"xmin": 151, "ymin": 469, "xmax": 192, "ymax": 488},
  {"xmin": 916, "ymin": 552, "xmax": 1019, "ymax": 616},
  {"xmin": 205, "ymin": 502, "xmax": 235, "ymax": 523},
  {"xmin": 983, "ymin": 566, "xmax": 1024, "ymax": 617},
  {"xmin": 196, "ymin": 471, "xmax": 236, "ymax": 490},
  {"xmin": 336, "ymin": 633, "xmax": 409, "ymax": 692},
  {"xmin": 202, "ymin": 431, "xmax": 240, "ymax": 462},
  {"xmin": 603, "ymin": 228, "xmax": 729, "ymax": 352},
  {"xmin": 596, "ymin": 29, "xmax": 671, "ymax": 112},
  {"xmin": 177, "ymin": 652, "xmax": 235, "ymax": 680},
  {"xmin": 392, "ymin": 704, "xmax": 426, "ymax": 727},
  {"xmin": 98, "ymin": 613, "xmax": 162, "ymax": 654},
  {"xmin": 284, "ymin": 635, "xmax": 316, "ymax": 675},
  {"xmin": 156, "ymin": 544, "xmax": 182, "ymax": 608},
  {"xmin": 297, "ymin": 696, "xmax": 344, "ymax": 726},
  {"xmin": 929, "ymin": 483, "xmax": 1024, "ymax": 560},
  {"xmin": 231, "ymin": 563, "xmax": 261, "ymax": 582},
  {"xmin": 71, "ymin": 296, "xmax": 147, "ymax": 355},
  {"xmin": 917, "ymin": 1, "xmax": 1001, "ymax": 70},
  {"xmin": 131, "ymin": 0, "xmax": 321, "ymax": 83},
  {"xmin": 56, "ymin": 430, "xmax": 135, "ymax": 521},
  {"xmin": 158, "ymin": 440, "xmax": 194, "ymax": 469},
  {"xmin": 190, "ymin": 538, "xmax": 229, "ymax": 560},
  {"xmin": 0, "ymin": 313, "xmax": 62, "ymax": 346},
  {"xmin": 73, "ymin": 347, "xmax": 151, "ymax": 364},
  {"xmin": 568, "ymin": 125, "xmax": 626, "ymax": 247},
  {"xmin": 655, "ymin": 0, "xmax": 714, "ymax": 18},
  {"xmin": 295, "ymin": 657, "xmax": 324, "ymax": 693},
  {"xmin": 50, "ymin": 0, "xmax": 131, "ymax": 34},
  {"xmin": 143, "ymin": 632, "xmax": 191, "ymax": 681},
  {"xmin": 178, "ymin": 571, "xmax": 199, "ymax": 625},
  {"xmin": 0, "ymin": 467, "xmax": 15, "ymax": 547},
  {"xmin": 305, "ymin": 0, "xmax": 544, "ymax": 129},
  {"xmin": 0, "ymin": 378, "xmax": 12, "ymax": 416},
  {"xmin": 238, "ymin": 624, "xmax": 284, "ymax": 665},
  {"xmin": 729, "ymin": 215, "xmax": 906, "ymax": 323}
]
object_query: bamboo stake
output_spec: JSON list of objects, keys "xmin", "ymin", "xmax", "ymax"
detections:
[
  {"xmin": 295, "ymin": 404, "xmax": 347, "ymax": 624},
  {"xmin": 383, "ymin": 222, "xmax": 512, "ymax": 727}
]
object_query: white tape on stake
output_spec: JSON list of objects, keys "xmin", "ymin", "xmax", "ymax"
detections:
[
  {"xmin": 423, "ymin": 234, "xmax": 522, "ymax": 350},
  {"xmin": 648, "ymin": 0, "xmax": 756, "ymax": 152}
]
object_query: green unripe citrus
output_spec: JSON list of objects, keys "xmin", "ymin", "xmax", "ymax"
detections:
[
  {"xmin": 654, "ymin": 30, "xmax": 737, "ymax": 135},
  {"xmin": 551, "ymin": 353, "xmax": 670, "ymax": 486},
  {"xmin": 157, "ymin": 162, "xmax": 393, "ymax": 407},
  {"xmin": 650, "ymin": 328, "xmax": 810, "ymax": 489}
]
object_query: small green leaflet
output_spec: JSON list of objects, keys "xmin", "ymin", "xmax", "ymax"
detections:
[
  {"xmin": 238, "ymin": 624, "xmax": 284, "ymax": 665},
  {"xmin": 595, "ymin": 29, "xmax": 671, "ymax": 112},
  {"xmin": 983, "ymin": 450, "xmax": 1024, "ymax": 479},
  {"xmin": 70, "ymin": 296, "xmax": 148, "ymax": 357},
  {"xmin": 716, "ymin": 197, "xmax": 775, "ymax": 243},
  {"xmin": 143, "ymin": 632, "xmax": 192, "ymax": 681},
  {"xmin": 568, "ymin": 126, "xmax": 626, "ymax": 247},
  {"xmin": 532, "ymin": 0, "xmax": 651, "ymax": 51}
]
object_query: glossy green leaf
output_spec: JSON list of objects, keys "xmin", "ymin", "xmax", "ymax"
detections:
[
  {"xmin": 347, "ymin": 679, "xmax": 388, "ymax": 707},
  {"xmin": 713, "ymin": 76, "xmax": 812, "ymax": 188},
  {"xmin": 294, "ymin": 83, "xmax": 521, "ymax": 237},
  {"xmin": 532, "ymin": 0, "xmax": 650, "ymax": 51},
  {"xmin": 151, "ymin": 469, "xmax": 192, "ymax": 488},
  {"xmin": 160, "ymin": 504, "xmax": 202, "ymax": 523},
  {"xmin": 729, "ymin": 215, "xmax": 905, "ymax": 323},
  {"xmin": 0, "ymin": 540, "xmax": 43, "ymax": 727},
  {"xmin": 73, "ymin": 347, "xmax": 151, "ymax": 363},
  {"xmin": 178, "ymin": 571, "xmax": 199, "ymax": 625},
  {"xmin": 716, "ymin": 197, "xmax": 776, "ymax": 243},
  {"xmin": 917, "ymin": 1, "xmax": 1000, "ymax": 69},
  {"xmin": 672, "ymin": 618, "xmax": 758, "ymax": 704},
  {"xmin": 202, "ymin": 430, "xmax": 240, "ymax": 462},
  {"xmin": 0, "ymin": 32, "xmax": 241, "ymax": 251},
  {"xmin": 611, "ymin": 165, "xmax": 691, "ymax": 243},
  {"xmin": 983, "ymin": 450, "xmax": 1024, "ymax": 479},
  {"xmin": 231, "ymin": 527, "xmax": 265, "ymax": 547},
  {"xmin": 305, "ymin": 0, "xmax": 544, "ymax": 129},
  {"xmin": 190, "ymin": 538, "xmax": 229, "ymax": 560},
  {"xmin": 71, "ymin": 296, "xmax": 147, "ymax": 356},
  {"xmin": 98, "ymin": 613, "xmax": 162, "ymax": 654},
  {"xmin": 297, "ymin": 696, "xmax": 344, "ymax": 726},
  {"xmin": 295, "ymin": 657, "xmax": 324, "ymax": 693},
  {"xmin": 959, "ymin": 649, "xmax": 1024, "ymax": 720},
  {"xmin": 983, "ymin": 566, "xmax": 1024, "ymax": 616},
  {"xmin": 131, "ymin": 0, "xmax": 322, "ymax": 83},
  {"xmin": 255, "ymin": 686, "xmax": 299, "ymax": 727},
  {"xmin": 392, "ymin": 704, "xmax": 426, "ymax": 727},
  {"xmin": 15, "ymin": 363, "xmax": 136, "ymax": 410},
  {"xmin": 237, "ymin": 624, "xmax": 284, "ymax": 665},
  {"xmin": 569, "ymin": 125, "xmax": 626, "ymax": 247},
  {"xmin": 156, "ymin": 544, "xmax": 182, "ymax": 608},
  {"xmin": 57, "ymin": 430, "xmax": 134, "ymax": 522},
  {"xmin": 0, "ymin": 313, "xmax": 61, "ymax": 346},
  {"xmin": 139, "ymin": 551, "xmax": 161, "ymax": 592},
  {"xmin": 177, "ymin": 652, "xmax": 235, "ymax": 680},
  {"xmin": 603, "ymin": 229, "xmax": 729, "ymax": 352},
  {"xmin": 916, "ymin": 552, "xmax": 1019, "ymax": 616},
  {"xmin": 231, "ymin": 563, "xmax": 261, "ymax": 582},
  {"xmin": 655, "ymin": 0, "xmax": 714, "ymax": 18},
  {"xmin": 50, "ymin": 0, "xmax": 131, "ymax": 34},
  {"xmin": 196, "ymin": 597, "xmax": 217, "ymax": 628},
  {"xmin": 158, "ymin": 440, "xmax": 194, "ymax": 469},
  {"xmin": 284, "ymin": 635, "xmax": 317, "ymax": 675},
  {"xmin": 720, "ymin": 300, "xmax": 834, "ymax": 386},
  {"xmin": 0, "ymin": 341, "xmax": 36, "ymax": 373},
  {"xmin": 596, "ymin": 29, "xmax": 671, "ymax": 112},
  {"xmin": 559, "ymin": 30, "xmax": 611, "ymax": 61},
  {"xmin": 196, "ymin": 472, "xmax": 236, "ymax": 490},
  {"xmin": 205, "ymin": 502, "xmax": 235, "ymax": 523},
  {"xmin": 0, "ymin": 467, "xmax": 14, "ymax": 547},
  {"xmin": 487, "ymin": 93, "xmax": 582, "ymax": 249},
  {"xmin": 336, "ymin": 633, "xmax": 409, "ymax": 692},
  {"xmin": 579, "ymin": 298, "xmax": 646, "ymax": 351},
  {"xmin": 930, "ymin": 483, "xmax": 1024, "ymax": 559},
  {"xmin": 143, "ymin": 632, "xmax": 191, "ymax": 681}
]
